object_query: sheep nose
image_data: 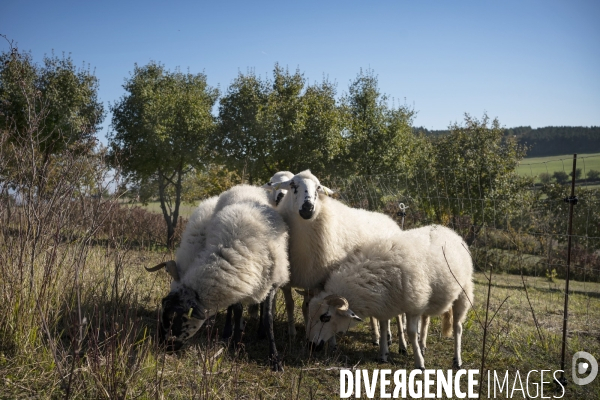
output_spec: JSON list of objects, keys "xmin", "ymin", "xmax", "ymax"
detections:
[{"xmin": 299, "ymin": 202, "xmax": 314, "ymax": 220}]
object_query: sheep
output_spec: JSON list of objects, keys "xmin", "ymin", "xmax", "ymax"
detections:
[
  {"xmin": 146, "ymin": 184, "xmax": 290, "ymax": 371},
  {"xmin": 175, "ymin": 196, "xmax": 219, "ymax": 276},
  {"xmin": 265, "ymin": 170, "xmax": 408, "ymax": 350},
  {"xmin": 305, "ymin": 224, "xmax": 474, "ymax": 370}
]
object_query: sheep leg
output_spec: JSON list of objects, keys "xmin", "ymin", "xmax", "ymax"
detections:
[
  {"xmin": 369, "ymin": 317, "xmax": 380, "ymax": 345},
  {"xmin": 222, "ymin": 305, "xmax": 234, "ymax": 339},
  {"xmin": 328, "ymin": 335, "xmax": 337, "ymax": 351},
  {"xmin": 232, "ymin": 303, "xmax": 244, "ymax": 346},
  {"xmin": 387, "ymin": 320, "xmax": 392, "ymax": 346},
  {"xmin": 265, "ymin": 287, "xmax": 283, "ymax": 372},
  {"xmin": 407, "ymin": 315, "xmax": 425, "ymax": 370},
  {"xmin": 281, "ymin": 286, "xmax": 296, "ymax": 338},
  {"xmin": 257, "ymin": 300, "xmax": 266, "ymax": 340},
  {"xmin": 419, "ymin": 315, "xmax": 430, "ymax": 355},
  {"xmin": 452, "ymin": 292, "xmax": 470, "ymax": 369},
  {"xmin": 396, "ymin": 314, "xmax": 408, "ymax": 355},
  {"xmin": 378, "ymin": 318, "xmax": 390, "ymax": 362}
]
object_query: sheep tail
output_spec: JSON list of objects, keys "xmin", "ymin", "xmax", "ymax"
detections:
[{"xmin": 441, "ymin": 308, "xmax": 453, "ymax": 338}]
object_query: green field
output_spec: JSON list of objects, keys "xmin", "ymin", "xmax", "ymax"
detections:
[{"xmin": 517, "ymin": 152, "xmax": 600, "ymax": 182}]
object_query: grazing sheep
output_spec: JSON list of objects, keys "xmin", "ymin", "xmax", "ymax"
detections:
[
  {"xmin": 266, "ymin": 170, "xmax": 407, "ymax": 349},
  {"xmin": 146, "ymin": 185, "xmax": 289, "ymax": 371},
  {"xmin": 305, "ymin": 225, "xmax": 474, "ymax": 369},
  {"xmin": 175, "ymin": 196, "xmax": 219, "ymax": 276}
]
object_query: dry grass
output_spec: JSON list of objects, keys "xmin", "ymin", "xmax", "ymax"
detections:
[{"xmin": 2, "ymin": 242, "xmax": 599, "ymax": 399}]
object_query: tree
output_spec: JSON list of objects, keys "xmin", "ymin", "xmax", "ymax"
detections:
[
  {"xmin": 553, "ymin": 171, "xmax": 569, "ymax": 184},
  {"xmin": 430, "ymin": 113, "xmax": 529, "ymax": 243},
  {"xmin": 213, "ymin": 70, "xmax": 270, "ymax": 184},
  {"xmin": 569, "ymin": 168, "xmax": 582, "ymax": 180},
  {"xmin": 0, "ymin": 42, "xmax": 104, "ymax": 191},
  {"xmin": 341, "ymin": 69, "xmax": 418, "ymax": 176},
  {"xmin": 539, "ymin": 172, "xmax": 552, "ymax": 185},
  {"xmin": 109, "ymin": 62, "xmax": 218, "ymax": 248},
  {"xmin": 214, "ymin": 65, "xmax": 343, "ymax": 183},
  {"xmin": 266, "ymin": 65, "xmax": 342, "ymax": 178},
  {"xmin": 587, "ymin": 170, "xmax": 600, "ymax": 181}
]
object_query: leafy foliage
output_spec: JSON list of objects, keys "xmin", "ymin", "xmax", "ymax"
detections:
[{"xmin": 108, "ymin": 62, "xmax": 219, "ymax": 247}]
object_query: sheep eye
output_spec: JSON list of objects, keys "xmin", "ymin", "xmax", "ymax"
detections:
[{"xmin": 320, "ymin": 313, "xmax": 331, "ymax": 323}]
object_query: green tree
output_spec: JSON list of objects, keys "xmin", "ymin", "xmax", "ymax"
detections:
[
  {"xmin": 539, "ymin": 172, "xmax": 552, "ymax": 185},
  {"xmin": 267, "ymin": 65, "xmax": 342, "ymax": 178},
  {"xmin": 341, "ymin": 69, "xmax": 417, "ymax": 176},
  {"xmin": 553, "ymin": 171, "xmax": 569, "ymax": 184},
  {"xmin": 214, "ymin": 65, "xmax": 343, "ymax": 183},
  {"xmin": 109, "ymin": 62, "xmax": 218, "ymax": 247},
  {"xmin": 431, "ymin": 113, "xmax": 529, "ymax": 243},
  {"xmin": 213, "ymin": 70, "xmax": 269, "ymax": 184},
  {"xmin": 0, "ymin": 44, "xmax": 104, "ymax": 190},
  {"xmin": 587, "ymin": 170, "xmax": 600, "ymax": 180},
  {"xmin": 569, "ymin": 168, "xmax": 582, "ymax": 180}
]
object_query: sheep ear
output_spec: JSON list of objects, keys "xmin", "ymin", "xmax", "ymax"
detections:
[
  {"xmin": 274, "ymin": 180, "xmax": 293, "ymax": 191},
  {"xmin": 318, "ymin": 185, "xmax": 334, "ymax": 196},
  {"xmin": 342, "ymin": 309, "xmax": 363, "ymax": 322}
]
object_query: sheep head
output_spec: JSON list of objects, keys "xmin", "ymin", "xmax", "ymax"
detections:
[
  {"xmin": 267, "ymin": 170, "xmax": 334, "ymax": 220},
  {"xmin": 263, "ymin": 171, "xmax": 294, "ymax": 207},
  {"xmin": 305, "ymin": 292, "xmax": 362, "ymax": 351},
  {"xmin": 159, "ymin": 285, "xmax": 207, "ymax": 351}
]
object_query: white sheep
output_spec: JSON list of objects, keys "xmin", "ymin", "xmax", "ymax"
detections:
[
  {"xmin": 266, "ymin": 170, "xmax": 408, "ymax": 349},
  {"xmin": 305, "ymin": 225, "xmax": 474, "ymax": 369},
  {"xmin": 175, "ymin": 196, "xmax": 219, "ymax": 276},
  {"xmin": 146, "ymin": 184, "xmax": 289, "ymax": 371}
]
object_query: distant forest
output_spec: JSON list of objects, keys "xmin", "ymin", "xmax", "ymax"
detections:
[{"xmin": 414, "ymin": 126, "xmax": 600, "ymax": 157}]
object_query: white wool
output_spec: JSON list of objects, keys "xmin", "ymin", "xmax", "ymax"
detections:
[
  {"xmin": 175, "ymin": 185, "xmax": 290, "ymax": 311},
  {"xmin": 268, "ymin": 171, "xmax": 294, "ymax": 206},
  {"xmin": 323, "ymin": 225, "xmax": 473, "ymax": 321},
  {"xmin": 276, "ymin": 170, "xmax": 402, "ymax": 290},
  {"xmin": 175, "ymin": 196, "xmax": 219, "ymax": 276}
]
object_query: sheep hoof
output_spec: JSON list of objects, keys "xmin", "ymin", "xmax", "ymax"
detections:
[
  {"xmin": 271, "ymin": 359, "xmax": 284, "ymax": 372},
  {"xmin": 452, "ymin": 357, "xmax": 462, "ymax": 369},
  {"xmin": 398, "ymin": 347, "xmax": 408, "ymax": 355},
  {"xmin": 222, "ymin": 327, "xmax": 233, "ymax": 340},
  {"xmin": 372, "ymin": 340, "xmax": 379, "ymax": 346},
  {"xmin": 288, "ymin": 327, "xmax": 297, "ymax": 338},
  {"xmin": 378, "ymin": 357, "xmax": 388, "ymax": 363}
]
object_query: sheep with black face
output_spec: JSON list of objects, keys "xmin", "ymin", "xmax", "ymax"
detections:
[{"xmin": 147, "ymin": 185, "xmax": 290, "ymax": 371}]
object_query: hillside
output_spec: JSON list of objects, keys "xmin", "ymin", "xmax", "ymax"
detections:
[{"xmin": 414, "ymin": 125, "xmax": 600, "ymax": 157}]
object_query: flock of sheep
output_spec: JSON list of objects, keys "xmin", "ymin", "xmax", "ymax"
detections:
[{"xmin": 145, "ymin": 170, "xmax": 474, "ymax": 372}]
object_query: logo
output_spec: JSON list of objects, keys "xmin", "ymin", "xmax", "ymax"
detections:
[{"xmin": 572, "ymin": 351, "xmax": 598, "ymax": 386}]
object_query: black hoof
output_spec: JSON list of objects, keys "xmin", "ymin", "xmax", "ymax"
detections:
[
  {"xmin": 271, "ymin": 360, "xmax": 284, "ymax": 372},
  {"xmin": 372, "ymin": 341, "xmax": 379, "ymax": 346},
  {"xmin": 378, "ymin": 357, "xmax": 389, "ymax": 363},
  {"xmin": 222, "ymin": 327, "xmax": 233, "ymax": 340},
  {"xmin": 452, "ymin": 357, "xmax": 462, "ymax": 369},
  {"xmin": 398, "ymin": 347, "xmax": 408, "ymax": 355}
]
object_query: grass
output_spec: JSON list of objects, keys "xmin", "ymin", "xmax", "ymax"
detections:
[
  {"xmin": 517, "ymin": 152, "xmax": 600, "ymax": 182},
  {"xmin": 125, "ymin": 201, "xmax": 199, "ymax": 219},
  {"xmin": 2, "ymin": 243, "xmax": 599, "ymax": 399}
]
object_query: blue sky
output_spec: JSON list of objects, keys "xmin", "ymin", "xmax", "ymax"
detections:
[{"xmin": 2, "ymin": 0, "xmax": 599, "ymax": 143}]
